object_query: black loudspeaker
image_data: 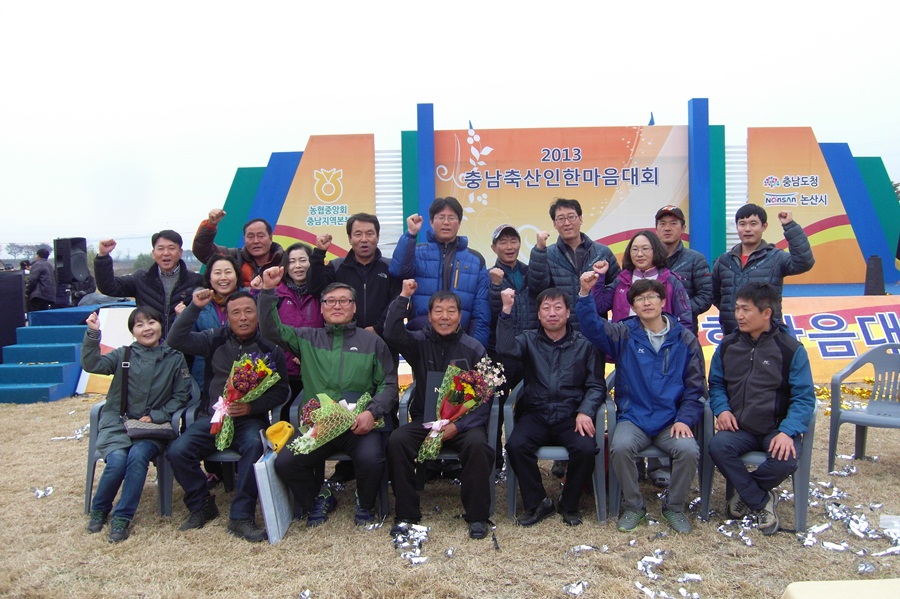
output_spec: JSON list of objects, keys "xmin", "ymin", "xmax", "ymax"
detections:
[
  {"xmin": 54, "ymin": 237, "xmax": 90, "ymax": 284},
  {"xmin": 0, "ymin": 271, "xmax": 26, "ymax": 360}
]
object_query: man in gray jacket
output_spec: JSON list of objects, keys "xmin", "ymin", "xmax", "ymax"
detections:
[
  {"xmin": 25, "ymin": 248, "xmax": 56, "ymax": 311},
  {"xmin": 711, "ymin": 204, "xmax": 815, "ymax": 336},
  {"xmin": 497, "ymin": 286, "xmax": 605, "ymax": 527}
]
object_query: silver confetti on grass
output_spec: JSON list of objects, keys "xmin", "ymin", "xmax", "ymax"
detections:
[
  {"xmin": 562, "ymin": 581, "xmax": 589, "ymax": 596},
  {"xmin": 822, "ymin": 541, "xmax": 849, "ymax": 552},
  {"xmin": 565, "ymin": 544, "xmax": 603, "ymax": 557},
  {"xmin": 857, "ymin": 563, "xmax": 876, "ymax": 574},
  {"xmin": 676, "ymin": 574, "xmax": 702, "ymax": 583},
  {"xmin": 32, "ymin": 486, "xmax": 53, "ymax": 498},
  {"xmin": 872, "ymin": 545, "xmax": 900, "ymax": 557}
]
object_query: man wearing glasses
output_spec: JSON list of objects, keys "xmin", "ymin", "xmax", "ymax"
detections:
[
  {"xmin": 575, "ymin": 272, "xmax": 705, "ymax": 534},
  {"xmin": 258, "ymin": 270, "xmax": 398, "ymax": 528},
  {"xmin": 528, "ymin": 198, "xmax": 620, "ymax": 330},
  {"xmin": 389, "ymin": 197, "xmax": 491, "ymax": 346}
]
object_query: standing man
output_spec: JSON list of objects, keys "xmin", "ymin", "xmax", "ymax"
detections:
[
  {"xmin": 711, "ymin": 204, "xmax": 814, "ymax": 336},
  {"xmin": 389, "ymin": 197, "xmax": 491, "ymax": 347},
  {"xmin": 497, "ymin": 287, "xmax": 605, "ymax": 527},
  {"xmin": 307, "ymin": 213, "xmax": 401, "ymax": 336},
  {"xmin": 258, "ymin": 270, "xmax": 398, "ymax": 527},
  {"xmin": 384, "ymin": 282, "xmax": 495, "ymax": 540},
  {"xmin": 166, "ymin": 289, "xmax": 290, "ymax": 542},
  {"xmin": 708, "ymin": 283, "xmax": 815, "ymax": 535},
  {"xmin": 94, "ymin": 231, "xmax": 202, "ymax": 337},
  {"xmin": 575, "ymin": 272, "xmax": 705, "ymax": 534},
  {"xmin": 528, "ymin": 198, "xmax": 620, "ymax": 329},
  {"xmin": 25, "ymin": 248, "xmax": 56, "ymax": 311},
  {"xmin": 655, "ymin": 205, "xmax": 713, "ymax": 332},
  {"xmin": 192, "ymin": 208, "xmax": 285, "ymax": 287}
]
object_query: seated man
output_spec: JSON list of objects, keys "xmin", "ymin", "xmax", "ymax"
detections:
[
  {"xmin": 708, "ymin": 282, "xmax": 815, "ymax": 535},
  {"xmin": 384, "ymin": 281, "xmax": 494, "ymax": 540},
  {"xmin": 574, "ymin": 271, "xmax": 705, "ymax": 533},
  {"xmin": 258, "ymin": 269, "xmax": 398, "ymax": 527},
  {"xmin": 166, "ymin": 289, "xmax": 290, "ymax": 542},
  {"xmin": 496, "ymin": 287, "xmax": 605, "ymax": 526}
]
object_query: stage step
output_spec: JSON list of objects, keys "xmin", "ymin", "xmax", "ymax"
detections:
[
  {"xmin": 3, "ymin": 343, "xmax": 81, "ymax": 364},
  {"xmin": 0, "ymin": 324, "xmax": 86, "ymax": 403},
  {"xmin": 0, "ymin": 383, "xmax": 65, "ymax": 404},
  {"xmin": 16, "ymin": 325, "xmax": 86, "ymax": 345}
]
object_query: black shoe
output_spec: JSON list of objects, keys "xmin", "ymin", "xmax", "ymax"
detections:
[
  {"xmin": 86, "ymin": 510, "xmax": 108, "ymax": 533},
  {"xmin": 228, "ymin": 518, "xmax": 267, "ymax": 543},
  {"xmin": 179, "ymin": 495, "xmax": 219, "ymax": 531},
  {"xmin": 389, "ymin": 519, "xmax": 418, "ymax": 536},
  {"xmin": 307, "ymin": 488, "xmax": 337, "ymax": 527},
  {"xmin": 559, "ymin": 508, "xmax": 583, "ymax": 526},
  {"xmin": 108, "ymin": 516, "xmax": 130, "ymax": 542},
  {"xmin": 517, "ymin": 497, "xmax": 555, "ymax": 527},
  {"xmin": 468, "ymin": 521, "xmax": 489, "ymax": 539},
  {"xmin": 551, "ymin": 460, "xmax": 568, "ymax": 478},
  {"xmin": 354, "ymin": 490, "xmax": 376, "ymax": 526}
]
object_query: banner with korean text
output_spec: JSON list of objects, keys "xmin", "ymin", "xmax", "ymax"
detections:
[
  {"xmin": 747, "ymin": 127, "xmax": 866, "ymax": 284},
  {"xmin": 433, "ymin": 125, "xmax": 690, "ymax": 260},
  {"xmin": 273, "ymin": 134, "xmax": 375, "ymax": 259},
  {"xmin": 697, "ymin": 296, "xmax": 900, "ymax": 382}
]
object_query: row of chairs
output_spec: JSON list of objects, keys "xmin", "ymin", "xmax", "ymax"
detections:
[{"xmin": 87, "ymin": 342, "xmax": 899, "ymax": 533}]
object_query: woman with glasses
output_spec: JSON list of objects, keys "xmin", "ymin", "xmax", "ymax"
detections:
[
  {"xmin": 270, "ymin": 243, "xmax": 324, "ymax": 398},
  {"xmin": 590, "ymin": 230, "xmax": 694, "ymax": 334}
]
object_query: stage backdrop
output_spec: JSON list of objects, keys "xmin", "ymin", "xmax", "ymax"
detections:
[
  {"xmin": 273, "ymin": 134, "xmax": 375, "ymax": 260},
  {"xmin": 432, "ymin": 125, "xmax": 690, "ymax": 260},
  {"xmin": 697, "ymin": 296, "xmax": 900, "ymax": 383}
]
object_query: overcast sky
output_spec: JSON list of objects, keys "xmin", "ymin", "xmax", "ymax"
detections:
[{"xmin": 2, "ymin": 1, "xmax": 898, "ymax": 258}]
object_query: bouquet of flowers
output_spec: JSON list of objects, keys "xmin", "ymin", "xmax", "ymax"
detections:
[
  {"xmin": 417, "ymin": 356, "xmax": 505, "ymax": 462},
  {"xmin": 287, "ymin": 392, "xmax": 384, "ymax": 455},
  {"xmin": 211, "ymin": 353, "xmax": 281, "ymax": 450}
]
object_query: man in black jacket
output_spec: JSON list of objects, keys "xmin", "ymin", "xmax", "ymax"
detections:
[
  {"xmin": 167, "ymin": 289, "xmax": 290, "ymax": 542},
  {"xmin": 94, "ymin": 231, "xmax": 202, "ymax": 337},
  {"xmin": 384, "ymin": 281, "xmax": 494, "ymax": 540},
  {"xmin": 497, "ymin": 287, "xmax": 605, "ymax": 526}
]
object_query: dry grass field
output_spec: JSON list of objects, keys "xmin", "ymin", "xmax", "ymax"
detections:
[{"xmin": 1, "ymin": 394, "xmax": 899, "ymax": 598}]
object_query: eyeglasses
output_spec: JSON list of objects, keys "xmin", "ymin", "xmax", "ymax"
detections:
[
  {"xmin": 633, "ymin": 294, "xmax": 661, "ymax": 304},
  {"xmin": 433, "ymin": 215, "xmax": 459, "ymax": 223},
  {"xmin": 554, "ymin": 214, "xmax": 580, "ymax": 224},
  {"xmin": 322, "ymin": 298, "xmax": 354, "ymax": 307},
  {"xmin": 630, "ymin": 245, "xmax": 653, "ymax": 255}
]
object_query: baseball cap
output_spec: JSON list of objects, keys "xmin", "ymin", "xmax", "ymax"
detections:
[
  {"xmin": 655, "ymin": 205, "xmax": 685, "ymax": 224},
  {"xmin": 491, "ymin": 224, "xmax": 519, "ymax": 244}
]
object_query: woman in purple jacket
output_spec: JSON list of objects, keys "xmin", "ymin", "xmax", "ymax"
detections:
[
  {"xmin": 274, "ymin": 243, "xmax": 324, "ymax": 398},
  {"xmin": 591, "ymin": 230, "xmax": 694, "ymax": 334}
]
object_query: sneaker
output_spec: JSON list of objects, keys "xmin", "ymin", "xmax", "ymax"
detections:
[
  {"xmin": 755, "ymin": 490, "xmax": 780, "ymax": 535},
  {"xmin": 551, "ymin": 460, "xmax": 568, "ymax": 478},
  {"xmin": 617, "ymin": 508, "xmax": 647, "ymax": 532},
  {"xmin": 662, "ymin": 509, "xmax": 692, "ymax": 533},
  {"xmin": 228, "ymin": 518, "xmax": 267, "ymax": 543},
  {"xmin": 728, "ymin": 493, "xmax": 750, "ymax": 519},
  {"xmin": 108, "ymin": 516, "xmax": 130, "ymax": 542},
  {"xmin": 559, "ymin": 508, "xmax": 583, "ymax": 527},
  {"xmin": 517, "ymin": 497, "xmax": 555, "ymax": 527},
  {"xmin": 86, "ymin": 510, "xmax": 108, "ymax": 533},
  {"xmin": 354, "ymin": 490, "xmax": 376, "ymax": 526},
  {"xmin": 468, "ymin": 521, "xmax": 489, "ymax": 539},
  {"xmin": 179, "ymin": 495, "xmax": 219, "ymax": 531},
  {"xmin": 307, "ymin": 488, "xmax": 337, "ymax": 527}
]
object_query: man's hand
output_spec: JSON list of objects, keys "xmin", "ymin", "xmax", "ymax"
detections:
[
  {"xmin": 407, "ymin": 214, "xmax": 423, "ymax": 236},
  {"xmin": 670, "ymin": 422, "xmax": 694, "ymax": 439},
  {"xmin": 249, "ymin": 275, "xmax": 263, "ymax": 291},
  {"xmin": 401, "ymin": 279, "xmax": 418, "ymax": 298},
  {"xmin": 227, "ymin": 402, "xmax": 251, "ymax": 417},
  {"xmin": 262, "ymin": 266, "xmax": 284, "ymax": 290},
  {"xmin": 351, "ymin": 411, "xmax": 375, "ymax": 435},
  {"xmin": 440, "ymin": 421, "xmax": 459, "ymax": 441},
  {"xmin": 592, "ymin": 260, "xmax": 609, "ymax": 276},
  {"xmin": 778, "ymin": 211, "xmax": 793, "ymax": 225},
  {"xmin": 173, "ymin": 302, "xmax": 186, "ymax": 316},
  {"xmin": 535, "ymin": 231, "xmax": 550, "ymax": 250},
  {"xmin": 580, "ymin": 271, "xmax": 599, "ymax": 296},
  {"xmin": 85, "ymin": 312, "xmax": 100, "ymax": 331},
  {"xmin": 716, "ymin": 410, "xmax": 739, "ymax": 432},
  {"xmin": 208, "ymin": 208, "xmax": 226, "ymax": 226},
  {"xmin": 575, "ymin": 413, "xmax": 595, "ymax": 437},
  {"xmin": 98, "ymin": 239, "xmax": 117, "ymax": 257},
  {"xmin": 489, "ymin": 267, "xmax": 504, "ymax": 286},
  {"xmin": 500, "ymin": 288, "xmax": 515, "ymax": 313},
  {"xmin": 316, "ymin": 234, "xmax": 333, "ymax": 252},
  {"xmin": 768, "ymin": 432, "xmax": 797, "ymax": 461},
  {"xmin": 192, "ymin": 288, "xmax": 212, "ymax": 308}
]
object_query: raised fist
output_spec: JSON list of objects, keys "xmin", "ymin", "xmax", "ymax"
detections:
[
  {"xmin": 208, "ymin": 208, "xmax": 226, "ymax": 226},
  {"xmin": 401, "ymin": 279, "xmax": 418, "ymax": 298},
  {"xmin": 591, "ymin": 260, "xmax": 609, "ymax": 276},
  {"xmin": 535, "ymin": 231, "xmax": 550, "ymax": 250},
  {"xmin": 98, "ymin": 239, "xmax": 117, "ymax": 257},
  {"xmin": 407, "ymin": 214, "xmax": 423, "ymax": 236},
  {"xmin": 489, "ymin": 267, "xmax": 504, "ymax": 286},
  {"xmin": 249, "ymin": 275, "xmax": 263, "ymax": 290},
  {"xmin": 192, "ymin": 288, "xmax": 212, "ymax": 307},
  {"xmin": 85, "ymin": 312, "xmax": 100, "ymax": 331},
  {"xmin": 316, "ymin": 234, "xmax": 333, "ymax": 251},
  {"xmin": 778, "ymin": 211, "xmax": 793, "ymax": 225},
  {"xmin": 262, "ymin": 266, "xmax": 284, "ymax": 290},
  {"xmin": 500, "ymin": 288, "xmax": 516, "ymax": 312},
  {"xmin": 580, "ymin": 271, "xmax": 599, "ymax": 296}
]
